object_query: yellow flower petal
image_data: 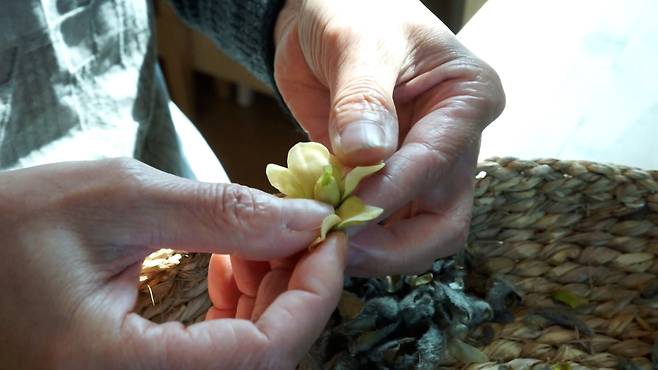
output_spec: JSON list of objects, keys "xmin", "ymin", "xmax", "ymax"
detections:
[
  {"xmin": 330, "ymin": 155, "xmax": 346, "ymax": 193},
  {"xmin": 314, "ymin": 166, "xmax": 341, "ymax": 206},
  {"xmin": 287, "ymin": 142, "xmax": 331, "ymax": 197},
  {"xmin": 320, "ymin": 214, "xmax": 342, "ymax": 241},
  {"xmin": 343, "ymin": 163, "xmax": 385, "ymax": 200},
  {"xmin": 309, "ymin": 214, "xmax": 342, "ymax": 248},
  {"xmin": 265, "ymin": 164, "xmax": 305, "ymax": 198},
  {"xmin": 336, "ymin": 196, "xmax": 383, "ymax": 229}
]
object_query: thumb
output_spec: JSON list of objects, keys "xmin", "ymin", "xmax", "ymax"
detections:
[
  {"xmin": 326, "ymin": 35, "xmax": 401, "ymax": 166},
  {"xmin": 19, "ymin": 159, "xmax": 333, "ymax": 261}
]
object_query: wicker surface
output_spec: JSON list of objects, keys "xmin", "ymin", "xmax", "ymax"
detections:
[{"xmin": 135, "ymin": 157, "xmax": 658, "ymax": 369}]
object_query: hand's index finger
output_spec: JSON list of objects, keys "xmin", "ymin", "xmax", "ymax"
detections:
[{"xmin": 255, "ymin": 233, "xmax": 347, "ymax": 366}]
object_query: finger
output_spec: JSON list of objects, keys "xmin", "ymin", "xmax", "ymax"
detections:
[
  {"xmin": 320, "ymin": 25, "xmax": 405, "ymax": 166},
  {"xmin": 121, "ymin": 234, "xmax": 346, "ymax": 369},
  {"xmin": 355, "ymin": 53, "xmax": 503, "ymax": 215},
  {"xmin": 207, "ymin": 254, "xmax": 240, "ymax": 311},
  {"xmin": 236, "ymin": 296, "xmax": 256, "ymax": 320},
  {"xmin": 347, "ymin": 187, "xmax": 473, "ymax": 277},
  {"xmin": 356, "ymin": 108, "xmax": 482, "ymax": 217},
  {"xmin": 250, "ymin": 269, "xmax": 291, "ymax": 322},
  {"xmin": 348, "ymin": 132, "xmax": 478, "ymax": 276},
  {"xmin": 205, "ymin": 306, "xmax": 235, "ymax": 320},
  {"xmin": 256, "ymin": 233, "xmax": 347, "ymax": 363},
  {"xmin": 230, "ymin": 256, "xmax": 270, "ymax": 297},
  {"xmin": 121, "ymin": 314, "xmax": 269, "ymax": 369},
  {"xmin": 24, "ymin": 159, "xmax": 333, "ymax": 260},
  {"xmin": 269, "ymin": 252, "xmax": 303, "ymax": 270}
]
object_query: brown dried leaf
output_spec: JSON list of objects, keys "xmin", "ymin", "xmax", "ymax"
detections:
[{"xmin": 338, "ymin": 291, "xmax": 364, "ymax": 321}]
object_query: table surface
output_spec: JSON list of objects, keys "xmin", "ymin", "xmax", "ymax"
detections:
[{"xmin": 458, "ymin": 0, "xmax": 658, "ymax": 170}]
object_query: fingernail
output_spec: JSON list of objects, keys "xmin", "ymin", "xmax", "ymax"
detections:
[
  {"xmin": 338, "ymin": 121, "xmax": 386, "ymax": 153},
  {"xmin": 284, "ymin": 199, "xmax": 334, "ymax": 231},
  {"xmin": 333, "ymin": 107, "xmax": 398, "ymax": 158}
]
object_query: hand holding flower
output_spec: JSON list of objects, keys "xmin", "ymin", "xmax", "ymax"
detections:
[{"xmin": 266, "ymin": 142, "xmax": 384, "ymax": 243}]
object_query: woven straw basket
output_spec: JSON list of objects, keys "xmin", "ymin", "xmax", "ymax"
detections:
[{"xmin": 135, "ymin": 157, "xmax": 658, "ymax": 369}]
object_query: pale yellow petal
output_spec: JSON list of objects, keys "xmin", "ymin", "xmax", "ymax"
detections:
[
  {"xmin": 287, "ymin": 142, "xmax": 332, "ymax": 197},
  {"xmin": 265, "ymin": 164, "xmax": 305, "ymax": 198},
  {"xmin": 336, "ymin": 196, "xmax": 383, "ymax": 229},
  {"xmin": 342, "ymin": 163, "xmax": 385, "ymax": 200},
  {"xmin": 330, "ymin": 155, "xmax": 346, "ymax": 193},
  {"xmin": 313, "ymin": 166, "xmax": 341, "ymax": 206},
  {"xmin": 309, "ymin": 214, "xmax": 342, "ymax": 249},
  {"xmin": 320, "ymin": 214, "xmax": 342, "ymax": 241}
]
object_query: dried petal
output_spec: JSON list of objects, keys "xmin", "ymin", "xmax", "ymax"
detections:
[
  {"xmin": 325, "ymin": 351, "xmax": 358, "ymax": 370},
  {"xmin": 417, "ymin": 324, "xmax": 445, "ymax": 370},
  {"xmin": 552, "ymin": 290, "xmax": 588, "ymax": 309},
  {"xmin": 337, "ymin": 296, "xmax": 400, "ymax": 335},
  {"xmin": 364, "ymin": 296, "xmax": 400, "ymax": 321},
  {"xmin": 384, "ymin": 275, "xmax": 404, "ymax": 293},
  {"xmin": 400, "ymin": 287, "xmax": 435, "ymax": 327},
  {"xmin": 335, "ymin": 311, "xmax": 377, "ymax": 335},
  {"xmin": 448, "ymin": 338, "xmax": 488, "ymax": 364},
  {"xmin": 394, "ymin": 354, "xmax": 417, "ymax": 369},
  {"xmin": 350, "ymin": 321, "xmax": 399, "ymax": 354},
  {"xmin": 338, "ymin": 291, "xmax": 364, "ymax": 321},
  {"xmin": 367, "ymin": 337, "xmax": 414, "ymax": 364},
  {"xmin": 441, "ymin": 284, "xmax": 493, "ymax": 325},
  {"xmin": 486, "ymin": 275, "xmax": 523, "ymax": 323},
  {"xmin": 410, "ymin": 273, "xmax": 434, "ymax": 287}
]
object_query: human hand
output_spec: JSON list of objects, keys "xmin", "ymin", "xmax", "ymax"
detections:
[
  {"xmin": 274, "ymin": 0, "xmax": 505, "ymax": 276},
  {"xmin": 0, "ymin": 158, "xmax": 345, "ymax": 369}
]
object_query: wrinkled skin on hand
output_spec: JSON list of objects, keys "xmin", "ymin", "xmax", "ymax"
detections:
[
  {"xmin": 273, "ymin": 0, "xmax": 505, "ymax": 276},
  {"xmin": 0, "ymin": 158, "xmax": 346, "ymax": 369}
]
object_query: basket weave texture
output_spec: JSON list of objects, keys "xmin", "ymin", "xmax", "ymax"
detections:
[{"xmin": 135, "ymin": 157, "xmax": 658, "ymax": 369}]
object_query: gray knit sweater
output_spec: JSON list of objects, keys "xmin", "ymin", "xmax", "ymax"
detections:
[
  {"xmin": 0, "ymin": 0, "xmax": 286, "ymax": 176},
  {"xmin": 169, "ymin": 0, "xmax": 286, "ymax": 90}
]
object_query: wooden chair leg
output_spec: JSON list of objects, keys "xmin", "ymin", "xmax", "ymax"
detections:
[{"xmin": 155, "ymin": 0, "xmax": 196, "ymax": 120}]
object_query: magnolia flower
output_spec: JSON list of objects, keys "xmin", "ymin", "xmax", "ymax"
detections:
[{"xmin": 266, "ymin": 142, "xmax": 384, "ymax": 243}]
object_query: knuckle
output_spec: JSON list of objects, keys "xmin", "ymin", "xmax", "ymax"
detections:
[
  {"xmin": 99, "ymin": 157, "xmax": 151, "ymax": 191},
  {"xmin": 321, "ymin": 19, "xmax": 359, "ymax": 50},
  {"xmin": 333, "ymin": 77, "xmax": 392, "ymax": 112},
  {"xmin": 457, "ymin": 56, "xmax": 506, "ymax": 122},
  {"xmin": 413, "ymin": 143, "xmax": 449, "ymax": 185},
  {"xmin": 302, "ymin": 18, "xmax": 356, "ymax": 83},
  {"xmin": 476, "ymin": 62, "xmax": 506, "ymax": 120},
  {"xmin": 210, "ymin": 184, "xmax": 275, "ymax": 232}
]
